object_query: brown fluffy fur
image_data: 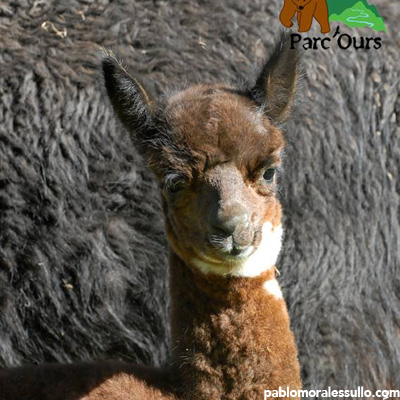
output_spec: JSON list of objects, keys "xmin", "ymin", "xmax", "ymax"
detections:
[{"xmin": 169, "ymin": 254, "xmax": 301, "ymax": 399}]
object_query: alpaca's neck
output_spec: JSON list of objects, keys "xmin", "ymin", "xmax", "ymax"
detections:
[{"xmin": 169, "ymin": 251, "xmax": 301, "ymax": 400}]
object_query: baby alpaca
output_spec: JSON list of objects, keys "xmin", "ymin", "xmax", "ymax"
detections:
[{"xmin": 0, "ymin": 34, "xmax": 302, "ymax": 400}]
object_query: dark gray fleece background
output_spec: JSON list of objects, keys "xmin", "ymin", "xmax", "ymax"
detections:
[{"xmin": 0, "ymin": 0, "xmax": 399, "ymax": 396}]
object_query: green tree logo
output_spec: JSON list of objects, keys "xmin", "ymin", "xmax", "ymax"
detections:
[{"xmin": 327, "ymin": 0, "xmax": 386, "ymax": 32}]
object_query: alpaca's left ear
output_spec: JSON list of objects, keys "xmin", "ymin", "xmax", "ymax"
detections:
[
  {"xmin": 102, "ymin": 51, "xmax": 153, "ymax": 139},
  {"xmin": 250, "ymin": 34, "xmax": 301, "ymax": 124}
]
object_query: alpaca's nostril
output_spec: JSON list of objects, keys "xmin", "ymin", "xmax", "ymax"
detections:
[
  {"xmin": 232, "ymin": 229, "xmax": 253, "ymax": 250},
  {"xmin": 211, "ymin": 216, "xmax": 248, "ymax": 237},
  {"xmin": 230, "ymin": 245, "xmax": 246, "ymax": 256}
]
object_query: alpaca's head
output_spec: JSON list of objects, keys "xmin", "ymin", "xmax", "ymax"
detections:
[{"xmin": 102, "ymin": 35, "xmax": 300, "ymax": 276}]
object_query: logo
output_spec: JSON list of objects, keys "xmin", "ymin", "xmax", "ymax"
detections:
[
  {"xmin": 280, "ymin": 0, "xmax": 386, "ymax": 33},
  {"xmin": 280, "ymin": 0, "xmax": 331, "ymax": 33}
]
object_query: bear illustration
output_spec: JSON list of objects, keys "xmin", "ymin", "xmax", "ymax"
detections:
[{"xmin": 280, "ymin": 0, "xmax": 331, "ymax": 33}]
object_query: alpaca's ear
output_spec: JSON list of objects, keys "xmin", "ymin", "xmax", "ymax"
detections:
[
  {"xmin": 250, "ymin": 34, "xmax": 301, "ymax": 124},
  {"xmin": 102, "ymin": 52, "xmax": 153, "ymax": 137}
]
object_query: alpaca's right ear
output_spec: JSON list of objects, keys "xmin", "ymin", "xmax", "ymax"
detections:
[
  {"xmin": 250, "ymin": 34, "xmax": 301, "ymax": 124},
  {"xmin": 102, "ymin": 52, "xmax": 153, "ymax": 136}
]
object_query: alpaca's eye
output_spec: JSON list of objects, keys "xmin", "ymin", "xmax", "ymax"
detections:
[
  {"xmin": 263, "ymin": 168, "xmax": 276, "ymax": 183},
  {"xmin": 165, "ymin": 175, "xmax": 187, "ymax": 194}
]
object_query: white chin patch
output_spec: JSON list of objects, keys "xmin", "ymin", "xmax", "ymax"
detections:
[{"xmin": 192, "ymin": 222, "xmax": 283, "ymax": 277}]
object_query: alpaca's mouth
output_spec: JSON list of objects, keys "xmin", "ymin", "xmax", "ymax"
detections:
[
  {"xmin": 192, "ymin": 223, "xmax": 283, "ymax": 276},
  {"xmin": 205, "ymin": 229, "xmax": 261, "ymax": 262},
  {"xmin": 194, "ymin": 244, "xmax": 255, "ymax": 266},
  {"xmin": 207, "ymin": 239, "xmax": 255, "ymax": 258},
  {"xmin": 220, "ymin": 245, "xmax": 254, "ymax": 260}
]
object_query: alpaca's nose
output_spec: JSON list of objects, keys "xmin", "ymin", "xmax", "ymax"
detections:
[
  {"xmin": 299, "ymin": 5, "xmax": 304, "ymax": 9},
  {"xmin": 211, "ymin": 203, "xmax": 250, "ymax": 237},
  {"xmin": 210, "ymin": 204, "xmax": 253, "ymax": 252}
]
